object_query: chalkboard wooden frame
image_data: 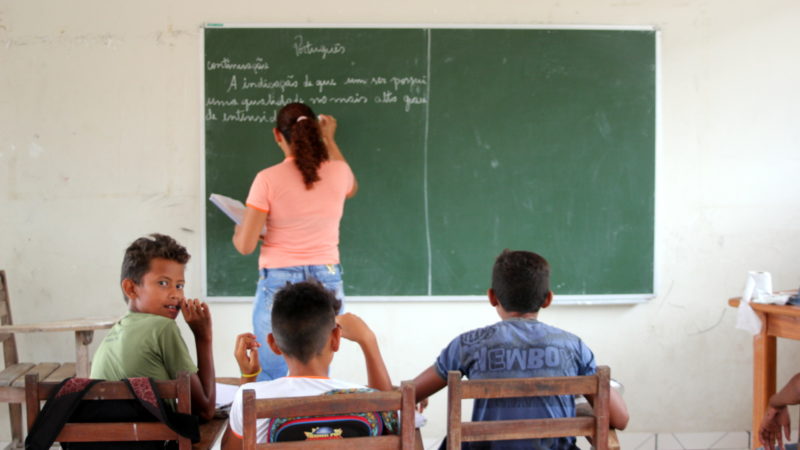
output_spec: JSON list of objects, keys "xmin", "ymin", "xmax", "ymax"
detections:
[{"xmin": 200, "ymin": 24, "xmax": 660, "ymax": 305}]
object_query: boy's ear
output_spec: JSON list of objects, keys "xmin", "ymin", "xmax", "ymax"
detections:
[
  {"xmin": 487, "ymin": 288, "xmax": 499, "ymax": 307},
  {"xmin": 330, "ymin": 324, "xmax": 342, "ymax": 353},
  {"xmin": 267, "ymin": 333, "xmax": 283, "ymax": 356},
  {"xmin": 541, "ymin": 291, "xmax": 554, "ymax": 309},
  {"xmin": 121, "ymin": 278, "xmax": 137, "ymax": 302}
]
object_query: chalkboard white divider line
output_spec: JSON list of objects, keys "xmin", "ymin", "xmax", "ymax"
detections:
[
  {"xmin": 200, "ymin": 26, "xmax": 211, "ymax": 300},
  {"xmin": 202, "ymin": 23, "xmax": 657, "ymax": 32},
  {"xmin": 423, "ymin": 29, "xmax": 433, "ymax": 296},
  {"xmin": 651, "ymin": 28, "xmax": 663, "ymax": 302},
  {"xmin": 205, "ymin": 294, "xmax": 653, "ymax": 305}
]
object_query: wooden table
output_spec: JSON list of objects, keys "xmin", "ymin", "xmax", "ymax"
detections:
[
  {"xmin": 728, "ymin": 297, "xmax": 800, "ymax": 448},
  {"xmin": 192, "ymin": 377, "xmax": 242, "ymax": 449},
  {"xmin": 196, "ymin": 413, "xmax": 229, "ymax": 449},
  {"xmin": 0, "ymin": 317, "xmax": 118, "ymax": 377}
]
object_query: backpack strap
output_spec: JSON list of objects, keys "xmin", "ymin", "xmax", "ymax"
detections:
[
  {"xmin": 123, "ymin": 377, "xmax": 200, "ymax": 442},
  {"xmin": 25, "ymin": 378, "xmax": 103, "ymax": 450}
]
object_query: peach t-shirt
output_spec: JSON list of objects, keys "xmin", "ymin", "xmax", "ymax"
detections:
[{"xmin": 246, "ymin": 157, "xmax": 354, "ymax": 269}]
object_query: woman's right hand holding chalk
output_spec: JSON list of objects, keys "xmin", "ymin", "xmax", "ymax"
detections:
[{"xmin": 318, "ymin": 114, "xmax": 337, "ymax": 141}]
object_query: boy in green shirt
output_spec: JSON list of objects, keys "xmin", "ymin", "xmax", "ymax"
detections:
[{"xmin": 91, "ymin": 233, "xmax": 216, "ymax": 421}]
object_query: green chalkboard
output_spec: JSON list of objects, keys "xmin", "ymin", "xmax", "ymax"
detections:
[{"xmin": 204, "ymin": 27, "xmax": 656, "ymax": 299}]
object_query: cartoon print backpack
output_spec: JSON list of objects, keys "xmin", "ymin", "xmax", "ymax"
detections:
[{"xmin": 266, "ymin": 388, "xmax": 399, "ymax": 442}]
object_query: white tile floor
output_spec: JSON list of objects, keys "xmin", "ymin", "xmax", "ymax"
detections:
[
  {"xmin": 422, "ymin": 432, "xmax": 754, "ymax": 450},
  {"xmin": 592, "ymin": 431, "xmax": 752, "ymax": 450}
]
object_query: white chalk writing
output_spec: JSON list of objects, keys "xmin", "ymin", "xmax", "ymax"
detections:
[
  {"xmin": 206, "ymin": 53, "xmax": 429, "ymax": 123},
  {"xmin": 207, "ymin": 57, "xmax": 269, "ymax": 74},
  {"xmin": 293, "ymin": 35, "xmax": 346, "ymax": 59},
  {"xmin": 308, "ymin": 94, "xmax": 368, "ymax": 105},
  {"xmin": 403, "ymin": 95, "xmax": 427, "ymax": 112},
  {"xmin": 241, "ymin": 75, "xmax": 299, "ymax": 92}
]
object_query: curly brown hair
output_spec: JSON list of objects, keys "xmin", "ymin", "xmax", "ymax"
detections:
[
  {"xmin": 120, "ymin": 233, "xmax": 190, "ymax": 303},
  {"xmin": 276, "ymin": 103, "xmax": 329, "ymax": 189}
]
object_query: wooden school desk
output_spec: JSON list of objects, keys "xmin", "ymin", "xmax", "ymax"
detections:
[
  {"xmin": 0, "ymin": 317, "xmax": 118, "ymax": 377},
  {"xmin": 728, "ymin": 297, "xmax": 800, "ymax": 448},
  {"xmin": 193, "ymin": 376, "xmax": 241, "ymax": 450}
]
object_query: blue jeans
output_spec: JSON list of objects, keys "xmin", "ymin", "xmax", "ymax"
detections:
[{"xmin": 252, "ymin": 264, "xmax": 345, "ymax": 381}]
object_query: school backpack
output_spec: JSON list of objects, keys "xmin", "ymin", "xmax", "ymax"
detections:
[{"xmin": 25, "ymin": 377, "xmax": 199, "ymax": 450}]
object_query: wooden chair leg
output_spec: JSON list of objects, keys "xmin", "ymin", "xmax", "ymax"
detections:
[{"xmin": 8, "ymin": 402, "xmax": 23, "ymax": 448}]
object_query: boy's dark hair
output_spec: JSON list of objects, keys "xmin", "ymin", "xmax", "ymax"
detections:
[
  {"xmin": 271, "ymin": 281, "xmax": 342, "ymax": 363},
  {"xmin": 120, "ymin": 233, "xmax": 190, "ymax": 302},
  {"xmin": 491, "ymin": 249, "xmax": 551, "ymax": 313}
]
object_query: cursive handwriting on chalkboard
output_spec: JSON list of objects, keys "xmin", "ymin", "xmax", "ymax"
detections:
[
  {"xmin": 240, "ymin": 75, "xmax": 299, "ymax": 92},
  {"xmin": 207, "ymin": 71, "xmax": 429, "ymax": 123},
  {"xmin": 293, "ymin": 35, "xmax": 346, "ymax": 59},
  {"xmin": 207, "ymin": 57, "xmax": 270, "ymax": 74},
  {"xmin": 206, "ymin": 37, "xmax": 429, "ymax": 124}
]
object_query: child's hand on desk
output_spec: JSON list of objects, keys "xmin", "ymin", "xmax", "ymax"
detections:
[
  {"xmin": 234, "ymin": 333, "xmax": 261, "ymax": 379},
  {"xmin": 336, "ymin": 313, "xmax": 376, "ymax": 346},
  {"xmin": 182, "ymin": 298, "xmax": 212, "ymax": 342}
]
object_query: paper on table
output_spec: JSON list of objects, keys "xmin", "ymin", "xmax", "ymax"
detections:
[
  {"xmin": 216, "ymin": 382, "xmax": 240, "ymax": 408},
  {"xmin": 735, "ymin": 300, "xmax": 762, "ymax": 335},
  {"xmin": 736, "ymin": 271, "xmax": 769, "ymax": 335},
  {"xmin": 414, "ymin": 411, "xmax": 427, "ymax": 428}
]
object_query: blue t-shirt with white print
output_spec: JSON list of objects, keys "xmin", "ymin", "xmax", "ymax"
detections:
[{"xmin": 435, "ymin": 318, "xmax": 596, "ymax": 450}]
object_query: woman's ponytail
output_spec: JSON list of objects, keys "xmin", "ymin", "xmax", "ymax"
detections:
[{"xmin": 276, "ymin": 103, "xmax": 329, "ymax": 189}]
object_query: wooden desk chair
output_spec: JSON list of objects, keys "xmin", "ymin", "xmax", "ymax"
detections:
[
  {"xmin": 446, "ymin": 366, "xmax": 613, "ymax": 450},
  {"xmin": 0, "ymin": 270, "xmax": 73, "ymax": 448},
  {"xmin": 0, "ymin": 270, "xmax": 117, "ymax": 448},
  {"xmin": 240, "ymin": 381, "xmax": 416, "ymax": 449},
  {"xmin": 25, "ymin": 371, "xmax": 193, "ymax": 449}
]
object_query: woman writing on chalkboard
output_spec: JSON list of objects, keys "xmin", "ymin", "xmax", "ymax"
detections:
[{"xmin": 232, "ymin": 102, "xmax": 358, "ymax": 381}]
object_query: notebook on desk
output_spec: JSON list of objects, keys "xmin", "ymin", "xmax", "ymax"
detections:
[{"xmin": 788, "ymin": 287, "xmax": 800, "ymax": 305}]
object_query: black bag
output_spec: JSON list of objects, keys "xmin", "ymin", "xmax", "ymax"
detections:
[{"xmin": 25, "ymin": 377, "xmax": 199, "ymax": 450}]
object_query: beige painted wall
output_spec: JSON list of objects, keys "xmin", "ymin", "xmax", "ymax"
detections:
[{"xmin": 2, "ymin": 0, "xmax": 800, "ymax": 442}]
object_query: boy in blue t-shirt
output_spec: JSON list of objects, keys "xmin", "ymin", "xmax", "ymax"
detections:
[{"xmin": 413, "ymin": 249, "xmax": 629, "ymax": 450}]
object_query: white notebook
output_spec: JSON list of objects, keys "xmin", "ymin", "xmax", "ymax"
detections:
[
  {"xmin": 209, "ymin": 193, "xmax": 246, "ymax": 224},
  {"xmin": 209, "ymin": 193, "xmax": 267, "ymax": 236}
]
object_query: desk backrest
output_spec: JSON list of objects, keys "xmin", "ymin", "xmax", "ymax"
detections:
[
  {"xmin": 241, "ymin": 381, "xmax": 415, "ymax": 449},
  {"xmin": 447, "ymin": 366, "xmax": 611, "ymax": 450},
  {"xmin": 25, "ymin": 371, "xmax": 193, "ymax": 449}
]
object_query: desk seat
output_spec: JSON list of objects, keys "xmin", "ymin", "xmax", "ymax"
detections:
[{"xmin": 0, "ymin": 363, "xmax": 76, "ymax": 400}]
